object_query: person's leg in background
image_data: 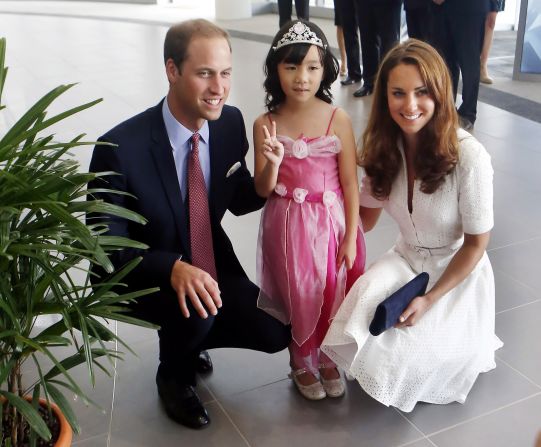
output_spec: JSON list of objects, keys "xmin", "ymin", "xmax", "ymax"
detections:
[
  {"xmin": 278, "ymin": 0, "xmax": 293, "ymax": 27},
  {"xmin": 405, "ymin": 0, "xmax": 434, "ymax": 42},
  {"xmin": 294, "ymin": 0, "xmax": 310, "ymax": 21},
  {"xmin": 431, "ymin": 3, "xmax": 460, "ymax": 99},
  {"xmin": 354, "ymin": 0, "xmax": 379, "ymax": 96},
  {"xmin": 480, "ymin": 10, "xmax": 498, "ymax": 83},
  {"xmin": 334, "ymin": 0, "xmax": 348, "ymax": 76},
  {"xmin": 339, "ymin": 0, "xmax": 363, "ymax": 84},
  {"xmin": 448, "ymin": 11, "xmax": 486, "ymax": 127},
  {"xmin": 375, "ymin": 0, "xmax": 402, "ymax": 59}
]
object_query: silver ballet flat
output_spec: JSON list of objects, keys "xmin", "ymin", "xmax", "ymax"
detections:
[{"xmin": 289, "ymin": 368, "xmax": 326, "ymax": 400}]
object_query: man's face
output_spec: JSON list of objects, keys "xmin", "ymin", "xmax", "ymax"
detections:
[{"xmin": 166, "ymin": 37, "xmax": 232, "ymax": 131}]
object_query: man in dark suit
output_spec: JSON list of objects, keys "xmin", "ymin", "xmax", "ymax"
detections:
[
  {"xmin": 431, "ymin": 0, "xmax": 490, "ymax": 129},
  {"xmin": 89, "ymin": 19, "xmax": 290, "ymax": 430}
]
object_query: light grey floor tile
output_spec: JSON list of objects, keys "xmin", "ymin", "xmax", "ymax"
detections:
[
  {"xmin": 493, "ymin": 267, "xmax": 540, "ymax": 313},
  {"xmin": 220, "ymin": 379, "xmax": 424, "ymax": 447},
  {"xmin": 73, "ymin": 433, "xmax": 109, "ymax": 446},
  {"xmin": 398, "ymin": 439, "xmax": 435, "ymax": 447},
  {"xmin": 489, "ymin": 238, "xmax": 541, "ymax": 294},
  {"xmin": 400, "ymin": 360, "xmax": 539, "ymax": 435},
  {"xmin": 495, "ymin": 301, "xmax": 541, "ymax": 387},
  {"xmin": 202, "ymin": 348, "xmax": 289, "ymax": 398},
  {"xmin": 110, "ymin": 401, "xmax": 247, "ymax": 447},
  {"xmin": 428, "ymin": 394, "xmax": 541, "ymax": 447}
]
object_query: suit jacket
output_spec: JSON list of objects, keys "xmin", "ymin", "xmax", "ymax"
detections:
[{"xmin": 89, "ymin": 100, "xmax": 265, "ymax": 293}]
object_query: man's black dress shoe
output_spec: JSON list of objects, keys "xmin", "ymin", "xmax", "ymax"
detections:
[
  {"xmin": 156, "ymin": 372, "xmax": 210, "ymax": 429},
  {"xmin": 340, "ymin": 76, "xmax": 361, "ymax": 86},
  {"xmin": 353, "ymin": 85, "xmax": 373, "ymax": 97},
  {"xmin": 196, "ymin": 350, "xmax": 213, "ymax": 374}
]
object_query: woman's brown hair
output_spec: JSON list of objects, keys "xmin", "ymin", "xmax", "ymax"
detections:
[{"xmin": 359, "ymin": 38, "xmax": 459, "ymax": 199}]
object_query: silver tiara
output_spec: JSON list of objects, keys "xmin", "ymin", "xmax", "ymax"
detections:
[{"xmin": 272, "ymin": 21, "xmax": 326, "ymax": 51}]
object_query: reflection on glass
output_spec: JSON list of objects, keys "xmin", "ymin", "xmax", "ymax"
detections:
[{"xmin": 520, "ymin": 0, "xmax": 541, "ymax": 73}]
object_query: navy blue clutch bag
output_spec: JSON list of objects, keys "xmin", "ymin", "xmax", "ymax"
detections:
[{"xmin": 369, "ymin": 272, "xmax": 430, "ymax": 336}]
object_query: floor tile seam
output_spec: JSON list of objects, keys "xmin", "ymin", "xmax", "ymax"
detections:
[
  {"xmin": 206, "ymin": 376, "xmax": 289, "ymax": 401},
  {"xmin": 492, "ymin": 266, "xmax": 540, "ymax": 298},
  {"xmin": 395, "ymin": 434, "xmax": 438, "ymax": 447},
  {"xmin": 199, "ymin": 377, "xmax": 218, "ymax": 405},
  {"xmin": 212, "ymin": 398, "xmax": 253, "ymax": 447},
  {"xmin": 71, "ymin": 432, "xmax": 109, "ymax": 445},
  {"xmin": 494, "ymin": 356, "xmax": 541, "ymax": 390},
  {"xmin": 392, "ymin": 407, "xmax": 436, "ymax": 447},
  {"xmin": 487, "ymin": 235, "xmax": 541, "ymax": 252},
  {"xmin": 495, "ymin": 297, "xmax": 541, "ymax": 315},
  {"xmin": 420, "ymin": 391, "xmax": 541, "ymax": 439}
]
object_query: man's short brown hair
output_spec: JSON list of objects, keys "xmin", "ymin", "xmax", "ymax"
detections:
[{"xmin": 164, "ymin": 19, "xmax": 231, "ymax": 71}]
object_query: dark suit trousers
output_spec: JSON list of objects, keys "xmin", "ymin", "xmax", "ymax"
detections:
[
  {"xmin": 278, "ymin": 0, "xmax": 309, "ymax": 28},
  {"xmin": 432, "ymin": 6, "xmax": 486, "ymax": 123},
  {"xmin": 405, "ymin": 4, "xmax": 434, "ymax": 42},
  {"xmin": 356, "ymin": 0, "xmax": 402, "ymax": 87},
  {"xmin": 130, "ymin": 272, "xmax": 290, "ymax": 386},
  {"xmin": 339, "ymin": 0, "xmax": 363, "ymax": 80}
]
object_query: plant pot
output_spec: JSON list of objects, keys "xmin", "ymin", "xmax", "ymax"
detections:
[
  {"xmin": 1, "ymin": 397, "xmax": 73, "ymax": 447},
  {"xmin": 42, "ymin": 398, "xmax": 73, "ymax": 447}
]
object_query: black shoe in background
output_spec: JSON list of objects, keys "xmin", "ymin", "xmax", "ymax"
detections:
[
  {"xmin": 340, "ymin": 76, "xmax": 362, "ymax": 86},
  {"xmin": 353, "ymin": 85, "xmax": 373, "ymax": 97},
  {"xmin": 196, "ymin": 350, "xmax": 213, "ymax": 374},
  {"xmin": 156, "ymin": 371, "xmax": 210, "ymax": 429},
  {"xmin": 459, "ymin": 116, "xmax": 474, "ymax": 131}
]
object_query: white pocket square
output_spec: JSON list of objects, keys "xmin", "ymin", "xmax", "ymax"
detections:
[{"xmin": 226, "ymin": 161, "xmax": 241, "ymax": 178}]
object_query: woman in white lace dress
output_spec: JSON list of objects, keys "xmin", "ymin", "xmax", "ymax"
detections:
[{"xmin": 321, "ymin": 39, "xmax": 503, "ymax": 412}]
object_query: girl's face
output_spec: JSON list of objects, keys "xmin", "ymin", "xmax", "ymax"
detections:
[
  {"xmin": 277, "ymin": 45, "xmax": 324, "ymax": 104},
  {"xmin": 387, "ymin": 63, "xmax": 435, "ymax": 139}
]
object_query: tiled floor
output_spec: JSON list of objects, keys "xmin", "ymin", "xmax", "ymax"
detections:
[{"xmin": 2, "ymin": 2, "xmax": 541, "ymax": 446}]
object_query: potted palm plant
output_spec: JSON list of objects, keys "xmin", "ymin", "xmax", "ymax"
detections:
[{"xmin": 0, "ymin": 37, "xmax": 157, "ymax": 446}]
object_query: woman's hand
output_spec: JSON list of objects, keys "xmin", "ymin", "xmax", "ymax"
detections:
[
  {"xmin": 337, "ymin": 237, "xmax": 357, "ymax": 270},
  {"xmin": 261, "ymin": 121, "xmax": 284, "ymax": 166},
  {"xmin": 394, "ymin": 295, "xmax": 434, "ymax": 329}
]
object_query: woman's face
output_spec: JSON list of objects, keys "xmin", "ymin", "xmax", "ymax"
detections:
[
  {"xmin": 387, "ymin": 63, "xmax": 435, "ymax": 138},
  {"xmin": 277, "ymin": 45, "xmax": 323, "ymax": 104}
]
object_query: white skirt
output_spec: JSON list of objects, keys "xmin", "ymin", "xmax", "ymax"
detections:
[{"xmin": 321, "ymin": 246, "xmax": 503, "ymax": 412}]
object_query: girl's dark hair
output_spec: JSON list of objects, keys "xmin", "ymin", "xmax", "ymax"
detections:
[
  {"xmin": 263, "ymin": 19, "xmax": 339, "ymax": 112},
  {"xmin": 360, "ymin": 38, "xmax": 459, "ymax": 198}
]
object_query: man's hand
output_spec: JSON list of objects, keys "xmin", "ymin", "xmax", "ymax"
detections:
[{"xmin": 170, "ymin": 260, "xmax": 222, "ymax": 318}]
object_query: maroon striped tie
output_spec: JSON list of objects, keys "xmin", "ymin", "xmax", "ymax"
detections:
[{"xmin": 188, "ymin": 133, "xmax": 217, "ymax": 280}]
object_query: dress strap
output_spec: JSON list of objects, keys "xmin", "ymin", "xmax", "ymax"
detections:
[{"xmin": 325, "ymin": 107, "xmax": 339, "ymax": 136}]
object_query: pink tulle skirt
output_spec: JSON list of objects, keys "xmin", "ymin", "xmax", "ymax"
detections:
[{"xmin": 257, "ymin": 191, "xmax": 365, "ymax": 371}]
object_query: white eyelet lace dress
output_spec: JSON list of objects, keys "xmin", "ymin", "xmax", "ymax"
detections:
[{"xmin": 321, "ymin": 129, "xmax": 503, "ymax": 412}]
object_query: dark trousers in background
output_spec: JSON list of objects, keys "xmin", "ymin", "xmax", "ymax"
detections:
[
  {"xmin": 129, "ymin": 273, "xmax": 291, "ymax": 386},
  {"xmin": 338, "ymin": 0, "xmax": 363, "ymax": 80},
  {"xmin": 278, "ymin": 0, "xmax": 310, "ymax": 27},
  {"xmin": 355, "ymin": 0, "xmax": 402, "ymax": 87},
  {"xmin": 405, "ymin": 4, "xmax": 434, "ymax": 42},
  {"xmin": 432, "ymin": 6, "xmax": 486, "ymax": 124}
]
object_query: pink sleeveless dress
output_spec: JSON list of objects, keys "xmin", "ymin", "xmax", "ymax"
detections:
[{"xmin": 257, "ymin": 111, "xmax": 366, "ymax": 369}]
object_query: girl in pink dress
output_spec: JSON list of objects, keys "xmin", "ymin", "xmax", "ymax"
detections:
[{"xmin": 254, "ymin": 20, "xmax": 366, "ymax": 400}]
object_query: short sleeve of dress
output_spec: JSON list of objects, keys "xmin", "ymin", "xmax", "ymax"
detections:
[
  {"xmin": 457, "ymin": 134, "xmax": 494, "ymax": 234},
  {"xmin": 359, "ymin": 172, "xmax": 385, "ymax": 208}
]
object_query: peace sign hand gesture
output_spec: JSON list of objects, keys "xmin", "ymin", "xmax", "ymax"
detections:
[{"xmin": 261, "ymin": 121, "xmax": 284, "ymax": 167}]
